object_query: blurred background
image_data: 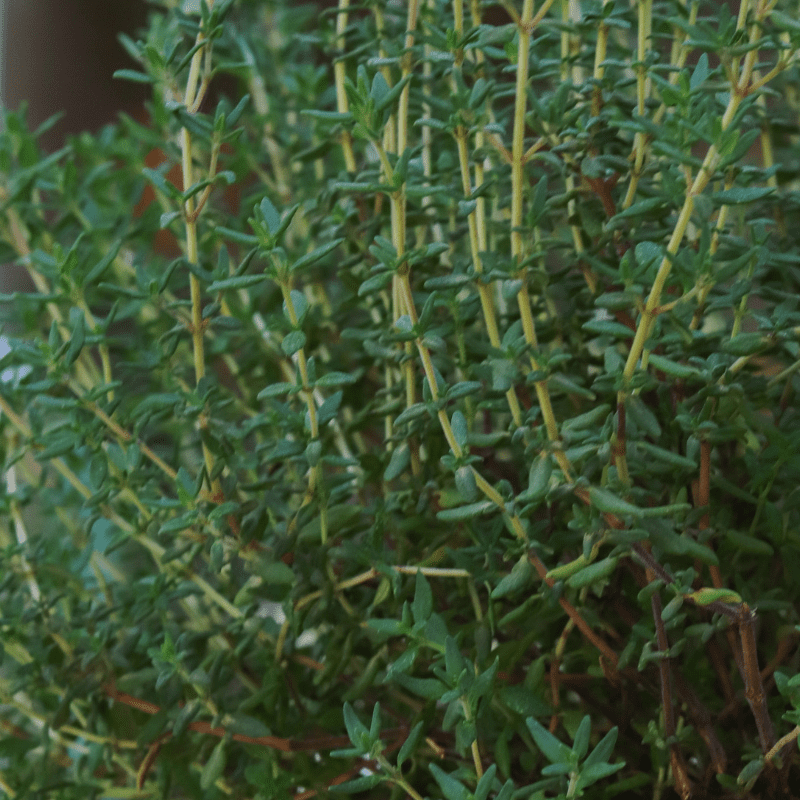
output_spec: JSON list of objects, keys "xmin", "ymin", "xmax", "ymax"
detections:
[
  {"xmin": 2, "ymin": 0, "xmax": 149, "ymax": 149},
  {"xmin": 0, "ymin": 0, "xmax": 151, "ymax": 296}
]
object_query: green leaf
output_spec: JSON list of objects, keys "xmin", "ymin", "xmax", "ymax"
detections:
[
  {"xmin": 175, "ymin": 467, "xmax": 195, "ymax": 505},
  {"xmin": 209, "ymin": 541, "xmax": 224, "ymax": 572},
  {"xmin": 582, "ymin": 318, "xmax": 635, "ymax": 338},
  {"xmin": 173, "ymin": 700, "xmax": 201, "ymax": 739},
  {"xmin": 85, "ymin": 240, "xmax": 122, "ymax": 283},
  {"xmin": 577, "ymin": 760, "xmax": 626, "ymax": 788},
  {"xmin": 712, "ymin": 186, "xmax": 775, "ymax": 205},
  {"xmin": 772, "ymin": 10, "xmax": 800, "ymax": 31},
  {"xmin": 302, "ymin": 109, "xmax": 354, "ymax": 122},
  {"xmin": 633, "ymin": 441, "xmax": 695, "ymax": 469},
  {"xmin": 358, "ymin": 271, "xmax": 393, "ymax": 295},
  {"xmin": 257, "ymin": 196, "xmax": 282, "ymax": 235},
  {"xmin": 374, "ymin": 73, "xmax": 413, "ymax": 113},
  {"xmin": 284, "ymin": 289, "xmax": 308, "ymax": 326},
  {"xmin": 737, "ymin": 757, "xmax": 764, "ymax": 788},
  {"xmin": 722, "ymin": 333, "xmax": 766, "ymax": 356},
  {"xmin": 367, "ymin": 618, "xmax": 407, "ymax": 637},
  {"xmin": 492, "ymin": 553, "xmax": 533, "ymax": 598},
  {"xmin": 255, "ymin": 560, "xmax": 295, "ymax": 585},
  {"xmin": 572, "ymin": 715, "xmax": 591, "ymax": 761},
  {"xmin": 724, "ymin": 530, "xmax": 773, "ymax": 556},
  {"xmin": 200, "ymin": 739, "xmax": 227, "ymax": 790},
  {"xmin": 208, "ymin": 274, "xmax": 267, "ymax": 291},
  {"xmin": 369, "ymin": 702, "xmax": 382, "ymax": 741},
  {"xmin": 215, "ymin": 226, "xmax": 258, "ymax": 246},
  {"xmin": 531, "ymin": 175, "xmax": 548, "ymax": 222},
  {"xmin": 495, "ymin": 780, "xmax": 516, "ymax": 800},
  {"xmin": 64, "ymin": 313, "xmax": 85, "ymax": 366},
  {"xmin": 588, "ymin": 487, "xmax": 641, "ymax": 517},
  {"xmin": 561, "ymin": 404, "xmax": 611, "ymax": 433},
  {"xmin": 342, "ymin": 702, "xmax": 368, "ymax": 750},
  {"xmin": 689, "ymin": 52, "xmax": 709, "ymax": 91},
  {"xmin": 444, "ymin": 636, "xmax": 466, "ymax": 681},
  {"xmin": 454, "ymin": 465, "xmax": 478, "ymax": 502},
  {"xmin": 429, "ymin": 764, "xmax": 470, "ymax": 800},
  {"xmin": 113, "ymin": 69, "xmax": 153, "ymax": 84},
  {"xmin": 315, "ymin": 371, "xmax": 357, "ymax": 388},
  {"xmin": 437, "ymin": 500, "xmax": 495, "ymax": 521},
  {"xmin": 412, "ymin": 571, "xmax": 433, "ymax": 623},
  {"xmin": 281, "ymin": 330, "xmax": 306, "ymax": 356},
  {"xmin": 526, "ymin": 716, "xmax": 573, "ymax": 765},
  {"xmin": 687, "ymin": 587, "xmax": 742, "ymax": 606},
  {"xmin": 548, "ymin": 373, "xmax": 596, "ymax": 399},
  {"xmin": 160, "ymin": 631, "xmax": 177, "ymax": 663},
  {"xmin": 634, "ymin": 240, "xmax": 661, "ymax": 269},
  {"xmin": 546, "ymin": 554, "xmax": 590, "ymax": 582},
  {"xmin": 567, "ymin": 556, "xmax": 618, "ymax": 589},
  {"xmin": 291, "ymin": 238, "xmax": 344, "ymax": 272},
  {"xmin": 647, "ymin": 353, "xmax": 701, "ymax": 378},
  {"xmin": 329, "ymin": 773, "xmax": 384, "ymax": 793},
  {"xmin": 258, "ymin": 382, "xmax": 296, "ymax": 399},
  {"xmin": 142, "ymin": 166, "xmax": 180, "ymax": 198},
  {"xmin": 159, "ymin": 511, "xmax": 199, "ymax": 535},
  {"xmin": 474, "ymin": 764, "xmax": 497, "ymax": 800},
  {"xmin": 499, "ymin": 684, "xmax": 552, "ymax": 717},
  {"xmin": 450, "ymin": 410, "xmax": 468, "ymax": 449},
  {"xmin": 316, "ymin": 390, "xmax": 344, "ymax": 425},
  {"xmin": 227, "ymin": 714, "xmax": 272, "ymax": 738},
  {"xmin": 397, "ymin": 721, "xmax": 425, "ymax": 769},
  {"xmin": 626, "ymin": 396, "xmax": 661, "ymax": 439},
  {"xmin": 661, "ymin": 595, "xmax": 684, "ymax": 622},
  {"xmin": 133, "ymin": 393, "xmax": 184, "ymax": 417},
  {"xmin": 89, "ymin": 455, "xmax": 108, "ymax": 489},
  {"xmin": 583, "ymin": 725, "xmax": 619, "ymax": 768},
  {"xmin": 610, "ymin": 197, "xmax": 667, "ymax": 223},
  {"xmin": 527, "ymin": 454, "xmax": 552, "ymax": 498},
  {"xmin": 396, "ymin": 674, "xmax": 446, "ymax": 699},
  {"xmin": 384, "ymin": 443, "xmax": 411, "ymax": 481}
]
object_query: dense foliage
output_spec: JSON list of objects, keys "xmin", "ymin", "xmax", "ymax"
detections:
[{"xmin": 2, "ymin": 0, "xmax": 800, "ymax": 797}]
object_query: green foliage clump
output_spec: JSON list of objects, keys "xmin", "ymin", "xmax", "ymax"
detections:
[{"xmin": 3, "ymin": 0, "xmax": 800, "ymax": 797}]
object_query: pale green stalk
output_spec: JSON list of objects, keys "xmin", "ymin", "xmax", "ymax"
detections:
[
  {"xmin": 559, "ymin": 0, "xmax": 592, "ymax": 291},
  {"xmin": 335, "ymin": 0, "xmax": 357, "ymax": 172},
  {"xmin": 622, "ymin": 0, "xmax": 653, "ymax": 209},
  {"xmin": 179, "ymin": 2, "xmax": 222, "ymax": 499},
  {"xmin": 512, "ymin": 0, "xmax": 573, "ymax": 480}
]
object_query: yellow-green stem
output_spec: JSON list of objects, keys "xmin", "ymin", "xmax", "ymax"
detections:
[
  {"xmin": 591, "ymin": 0, "xmax": 612, "ymax": 117},
  {"xmin": 180, "ymin": 14, "xmax": 221, "ymax": 497},
  {"xmin": 512, "ymin": 0, "xmax": 572, "ymax": 480},
  {"xmin": 335, "ymin": 0, "xmax": 357, "ymax": 172},
  {"xmin": 622, "ymin": 0, "xmax": 653, "ymax": 209}
]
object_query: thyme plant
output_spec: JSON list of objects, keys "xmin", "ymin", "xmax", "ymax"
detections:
[{"xmin": 2, "ymin": 0, "xmax": 800, "ymax": 797}]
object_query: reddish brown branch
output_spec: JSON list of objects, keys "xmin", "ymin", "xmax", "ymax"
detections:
[
  {"xmin": 528, "ymin": 551, "xmax": 619, "ymax": 669},
  {"xmin": 738, "ymin": 604, "xmax": 775, "ymax": 753},
  {"xmin": 103, "ymin": 681, "xmax": 404, "ymax": 754},
  {"xmin": 649, "ymin": 583, "xmax": 692, "ymax": 800}
]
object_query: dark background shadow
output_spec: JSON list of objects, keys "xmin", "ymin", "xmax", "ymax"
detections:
[
  {"xmin": 2, "ymin": 0, "xmax": 149, "ymax": 149},
  {"xmin": 1, "ymin": 0, "xmax": 149, "ymax": 295}
]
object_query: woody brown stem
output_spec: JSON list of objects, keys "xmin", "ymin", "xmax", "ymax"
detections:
[
  {"xmin": 649, "ymin": 582, "xmax": 692, "ymax": 799},
  {"xmin": 738, "ymin": 604, "xmax": 775, "ymax": 753}
]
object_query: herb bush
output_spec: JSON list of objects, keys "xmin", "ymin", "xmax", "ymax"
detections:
[{"xmin": 2, "ymin": 0, "xmax": 800, "ymax": 797}]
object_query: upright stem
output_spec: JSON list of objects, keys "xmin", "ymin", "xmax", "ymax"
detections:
[
  {"xmin": 335, "ymin": 0, "xmax": 357, "ymax": 173},
  {"xmin": 622, "ymin": 0, "xmax": 653, "ymax": 210},
  {"xmin": 512, "ymin": 0, "xmax": 572, "ymax": 479},
  {"xmin": 650, "ymin": 583, "xmax": 692, "ymax": 799},
  {"xmin": 738, "ymin": 605, "xmax": 776, "ymax": 753},
  {"xmin": 180, "ymin": 7, "xmax": 221, "ymax": 499}
]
